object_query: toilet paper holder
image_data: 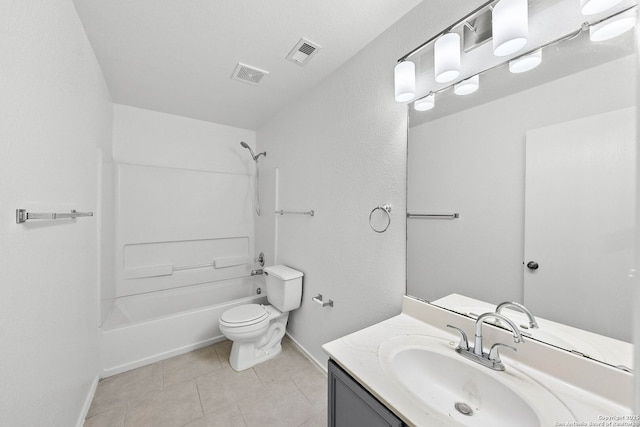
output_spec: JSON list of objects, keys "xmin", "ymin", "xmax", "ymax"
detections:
[{"xmin": 312, "ymin": 294, "xmax": 334, "ymax": 308}]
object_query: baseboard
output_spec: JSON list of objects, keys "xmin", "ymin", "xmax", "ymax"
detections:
[
  {"xmin": 76, "ymin": 374, "xmax": 100, "ymax": 427},
  {"xmin": 285, "ymin": 331, "xmax": 328, "ymax": 374},
  {"xmin": 102, "ymin": 336, "xmax": 226, "ymax": 377}
]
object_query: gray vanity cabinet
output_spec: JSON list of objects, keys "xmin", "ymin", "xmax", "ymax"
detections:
[{"xmin": 328, "ymin": 359, "xmax": 407, "ymax": 427}]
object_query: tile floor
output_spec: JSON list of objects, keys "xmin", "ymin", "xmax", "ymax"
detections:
[{"xmin": 84, "ymin": 336, "xmax": 328, "ymax": 427}]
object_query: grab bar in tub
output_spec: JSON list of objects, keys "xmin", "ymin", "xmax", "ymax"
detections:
[
  {"xmin": 406, "ymin": 212, "xmax": 459, "ymax": 219},
  {"xmin": 275, "ymin": 209, "xmax": 315, "ymax": 216},
  {"xmin": 124, "ymin": 256, "xmax": 252, "ymax": 279},
  {"xmin": 16, "ymin": 209, "xmax": 94, "ymax": 224}
]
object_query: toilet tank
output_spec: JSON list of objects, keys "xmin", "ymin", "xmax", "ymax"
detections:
[{"xmin": 263, "ymin": 265, "xmax": 303, "ymax": 312}]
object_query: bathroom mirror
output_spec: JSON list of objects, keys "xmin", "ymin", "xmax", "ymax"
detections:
[{"xmin": 406, "ymin": 0, "xmax": 637, "ymax": 369}]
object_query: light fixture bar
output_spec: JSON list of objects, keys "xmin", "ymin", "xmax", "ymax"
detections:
[
  {"xmin": 589, "ymin": 6, "xmax": 637, "ymax": 41},
  {"xmin": 582, "ymin": 3, "xmax": 638, "ymax": 30},
  {"xmin": 412, "ymin": 4, "xmax": 636, "ymax": 106},
  {"xmin": 398, "ymin": 0, "xmax": 497, "ymax": 62},
  {"xmin": 464, "ymin": 21, "xmax": 477, "ymax": 33},
  {"xmin": 424, "ymin": 29, "xmax": 581, "ymax": 98},
  {"xmin": 398, "ymin": 2, "xmax": 636, "ymax": 63},
  {"xmin": 581, "ymin": 0, "xmax": 624, "ymax": 15}
]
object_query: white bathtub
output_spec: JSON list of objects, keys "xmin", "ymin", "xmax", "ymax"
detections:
[{"xmin": 100, "ymin": 276, "xmax": 267, "ymax": 376}]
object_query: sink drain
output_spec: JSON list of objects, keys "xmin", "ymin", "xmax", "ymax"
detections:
[{"xmin": 454, "ymin": 402, "xmax": 474, "ymax": 416}]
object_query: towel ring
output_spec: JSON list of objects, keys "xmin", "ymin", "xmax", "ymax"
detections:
[{"xmin": 369, "ymin": 204, "xmax": 391, "ymax": 233}]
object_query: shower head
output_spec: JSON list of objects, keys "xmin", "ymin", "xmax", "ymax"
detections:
[
  {"xmin": 240, "ymin": 141, "xmax": 256, "ymax": 159},
  {"xmin": 240, "ymin": 141, "xmax": 266, "ymax": 162}
]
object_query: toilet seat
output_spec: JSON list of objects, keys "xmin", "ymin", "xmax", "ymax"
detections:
[{"xmin": 219, "ymin": 304, "xmax": 269, "ymax": 329}]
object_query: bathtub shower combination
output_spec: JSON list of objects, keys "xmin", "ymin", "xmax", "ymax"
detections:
[
  {"xmin": 96, "ymin": 138, "xmax": 274, "ymax": 376},
  {"xmin": 101, "ymin": 276, "xmax": 267, "ymax": 376}
]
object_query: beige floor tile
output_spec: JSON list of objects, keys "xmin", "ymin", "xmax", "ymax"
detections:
[
  {"xmin": 86, "ymin": 336, "xmax": 328, "ymax": 427},
  {"xmin": 291, "ymin": 366, "xmax": 328, "ymax": 411},
  {"xmin": 162, "ymin": 345, "xmax": 222, "ymax": 387},
  {"xmin": 259, "ymin": 377, "xmax": 300, "ymax": 397},
  {"xmin": 212, "ymin": 340, "xmax": 232, "ymax": 368},
  {"xmin": 124, "ymin": 379, "xmax": 202, "ymax": 427},
  {"xmin": 238, "ymin": 404, "xmax": 282, "ymax": 427},
  {"xmin": 252, "ymin": 344, "xmax": 312, "ymax": 383},
  {"xmin": 182, "ymin": 403, "xmax": 247, "ymax": 427},
  {"xmin": 234, "ymin": 378, "xmax": 295, "ymax": 415},
  {"xmin": 83, "ymin": 407, "xmax": 126, "ymax": 427},
  {"xmin": 88, "ymin": 362, "xmax": 163, "ymax": 417},
  {"xmin": 196, "ymin": 366, "xmax": 263, "ymax": 414},
  {"xmin": 239, "ymin": 388, "xmax": 319, "ymax": 427},
  {"xmin": 298, "ymin": 409, "xmax": 328, "ymax": 427},
  {"xmin": 280, "ymin": 335, "xmax": 295, "ymax": 348},
  {"xmin": 275, "ymin": 389, "xmax": 324, "ymax": 427}
]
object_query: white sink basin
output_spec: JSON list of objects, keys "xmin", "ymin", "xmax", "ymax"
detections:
[{"xmin": 378, "ymin": 335, "xmax": 575, "ymax": 426}]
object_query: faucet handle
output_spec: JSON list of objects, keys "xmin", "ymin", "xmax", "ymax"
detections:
[
  {"xmin": 446, "ymin": 325, "xmax": 469, "ymax": 351},
  {"xmin": 489, "ymin": 343, "xmax": 517, "ymax": 364}
]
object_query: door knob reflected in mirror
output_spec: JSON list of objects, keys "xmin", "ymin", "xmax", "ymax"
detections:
[{"xmin": 526, "ymin": 261, "xmax": 539, "ymax": 270}]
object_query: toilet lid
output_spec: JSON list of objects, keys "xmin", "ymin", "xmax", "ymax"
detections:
[{"xmin": 220, "ymin": 304, "xmax": 268, "ymax": 325}]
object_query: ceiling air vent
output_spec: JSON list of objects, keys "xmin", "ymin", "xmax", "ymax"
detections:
[
  {"xmin": 232, "ymin": 63, "xmax": 269, "ymax": 85},
  {"xmin": 286, "ymin": 38, "xmax": 321, "ymax": 66}
]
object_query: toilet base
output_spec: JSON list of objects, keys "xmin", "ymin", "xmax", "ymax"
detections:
[
  {"xmin": 229, "ymin": 341, "xmax": 283, "ymax": 371},
  {"xmin": 227, "ymin": 312, "xmax": 289, "ymax": 371}
]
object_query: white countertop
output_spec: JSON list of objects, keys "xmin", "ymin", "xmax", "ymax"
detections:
[{"xmin": 322, "ymin": 296, "xmax": 634, "ymax": 427}]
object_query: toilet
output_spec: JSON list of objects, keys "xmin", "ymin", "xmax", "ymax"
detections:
[{"xmin": 219, "ymin": 265, "xmax": 303, "ymax": 371}]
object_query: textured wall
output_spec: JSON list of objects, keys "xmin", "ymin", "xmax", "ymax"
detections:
[
  {"xmin": 0, "ymin": 1, "xmax": 112, "ymax": 425},
  {"xmin": 255, "ymin": 1, "xmax": 488, "ymax": 364}
]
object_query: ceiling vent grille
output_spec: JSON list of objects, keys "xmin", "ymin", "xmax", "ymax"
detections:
[
  {"xmin": 232, "ymin": 63, "xmax": 269, "ymax": 85},
  {"xmin": 286, "ymin": 38, "xmax": 321, "ymax": 66}
]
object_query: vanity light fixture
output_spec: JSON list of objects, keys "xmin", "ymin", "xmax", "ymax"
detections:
[
  {"xmin": 509, "ymin": 49, "xmax": 542, "ymax": 73},
  {"xmin": 454, "ymin": 75, "xmax": 480, "ymax": 95},
  {"xmin": 580, "ymin": 0, "xmax": 624, "ymax": 15},
  {"xmin": 492, "ymin": 0, "xmax": 529, "ymax": 56},
  {"xmin": 414, "ymin": 93, "xmax": 436, "ymax": 111},
  {"xmin": 589, "ymin": 8, "xmax": 637, "ymax": 41},
  {"xmin": 394, "ymin": 60, "xmax": 416, "ymax": 102},
  {"xmin": 434, "ymin": 33, "xmax": 462, "ymax": 83},
  {"xmin": 397, "ymin": 0, "xmax": 636, "ymax": 111}
]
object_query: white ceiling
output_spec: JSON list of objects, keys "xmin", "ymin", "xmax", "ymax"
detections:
[{"xmin": 73, "ymin": 0, "xmax": 423, "ymax": 130}]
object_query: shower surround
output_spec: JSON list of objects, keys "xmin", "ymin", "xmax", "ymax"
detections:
[{"xmin": 100, "ymin": 104, "xmax": 261, "ymax": 373}]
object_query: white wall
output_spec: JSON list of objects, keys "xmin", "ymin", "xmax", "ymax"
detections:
[
  {"xmin": 111, "ymin": 105, "xmax": 258, "ymax": 299},
  {"xmin": 0, "ymin": 1, "xmax": 112, "ymax": 426},
  {"xmin": 255, "ymin": 0, "xmax": 488, "ymax": 364},
  {"xmin": 634, "ymin": 25, "xmax": 640, "ymax": 414}
]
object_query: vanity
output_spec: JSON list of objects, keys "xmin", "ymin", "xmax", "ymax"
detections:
[
  {"xmin": 323, "ymin": 296, "xmax": 634, "ymax": 426},
  {"xmin": 326, "ymin": 0, "xmax": 638, "ymax": 424},
  {"xmin": 347, "ymin": 0, "xmax": 639, "ymax": 424}
]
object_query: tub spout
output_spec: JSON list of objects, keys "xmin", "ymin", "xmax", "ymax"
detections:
[{"xmin": 251, "ymin": 269, "xmax": 264, "ymax": 276}]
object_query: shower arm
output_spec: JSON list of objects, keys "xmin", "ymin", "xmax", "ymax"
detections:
[{"xmin": 240, "ymin": 141, "xmax": 266, "ymax": 162}]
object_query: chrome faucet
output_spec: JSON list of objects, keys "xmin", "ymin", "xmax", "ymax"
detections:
[
  {"xmin": 496, "ymin": 301, "xmax": 539, "ymax": 329},
  {"xmin": 473, "ymin": 312, "xmax": 524, "ymax": 356},
  {"xmin": 250, "ymin": 269, "xmax": 264, "ymax": 276},
  {"xmin": 447, "ymin": 312, "xmax": 524, "ymax": 371}
]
